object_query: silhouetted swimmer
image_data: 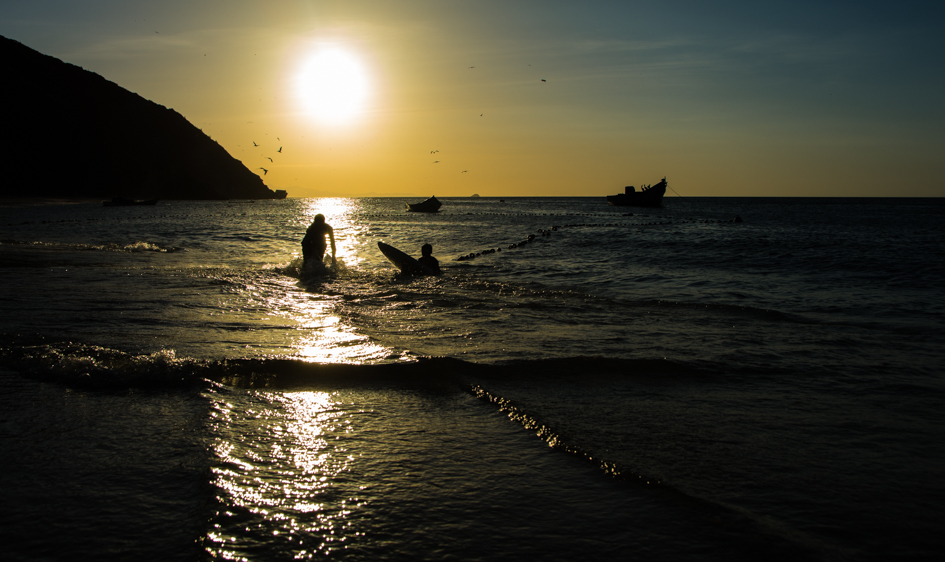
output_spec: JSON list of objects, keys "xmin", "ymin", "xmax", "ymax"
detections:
[
  {"xmin": 418, "ymin": 243, "xmax": 440, "ymax": 275},
  {"xmin": 302, "ymin": 214, "xmax": 336, "ymax": 266}
]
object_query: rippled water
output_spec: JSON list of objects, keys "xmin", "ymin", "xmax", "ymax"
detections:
[{"xmin": 1, "ymin": 196, "xmax": 943, "ymax": 560}]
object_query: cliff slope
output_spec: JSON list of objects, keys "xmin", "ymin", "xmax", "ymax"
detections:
[{"xmin": 0, "ymin": 35, "xmax": 281, "ymax": 200}]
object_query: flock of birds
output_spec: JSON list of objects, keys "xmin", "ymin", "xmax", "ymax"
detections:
[
  {"xmin": 254, "ymin": 139, "xmax": 282, "ymax": 176},
  {"xmin": 426, "ymin": 65, "xmax": 548, "ymax": 176},
  {"xmin": 246, "ymin": 64, "xmax": 548, "ymax": 181},
  {"xmin": 428, "ymin": 149, "xmax": 468, "ymax": 174}
]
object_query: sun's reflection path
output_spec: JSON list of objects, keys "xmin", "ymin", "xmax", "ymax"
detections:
[
  {"xmin": 292, "ymin": 294, "xmax": 391, "ymax": 364},
  {"xmin": 301, "ymin": 198, "xmax": 369, "ymax": 270},
  {"xmin": 206, "ymin": 389, "xmax": 365, "ymax": 560},
  {"xmin": 281, "ymin": 198, "xmax": 393, "ymax": 363}
]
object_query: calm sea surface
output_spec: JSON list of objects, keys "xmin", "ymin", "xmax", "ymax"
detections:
[{"xmin": 1, "ymin": 196, "xmax": 943, "ymax": 560}]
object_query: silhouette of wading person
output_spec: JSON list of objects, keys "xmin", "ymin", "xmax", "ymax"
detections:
[
  {"xmin": 418, "ymin": 243, "xmax": 440, "ymax": 275},
  {"xmin": 302, "ymin": 214, "xmax": 336, "ymax": 266}
]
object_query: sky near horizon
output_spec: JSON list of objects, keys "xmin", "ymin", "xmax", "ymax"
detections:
[{"xmin": 2, "ymin": 1, "xmax": 943, "ymax": 197}]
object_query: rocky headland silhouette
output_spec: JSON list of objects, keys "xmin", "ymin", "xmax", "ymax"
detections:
[{"xmin": 1, "ymin": 35, "xmax": 284, "ymax": 201}]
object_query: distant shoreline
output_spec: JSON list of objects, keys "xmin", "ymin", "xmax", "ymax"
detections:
[
  {"xmin": 0, "ymin": 198, "xmax": 103, "ymax": 207},
  {"xmin": 1, "ymin": 196, "xmax": 942, "ymax": 207}
]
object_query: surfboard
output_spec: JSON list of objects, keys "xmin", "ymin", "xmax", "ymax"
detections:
[{"xmin": 378, "ymin": 241, "xmax": 436, "ymax": 276}]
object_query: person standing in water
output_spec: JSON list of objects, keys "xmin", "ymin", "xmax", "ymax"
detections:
[
  {"xmin": 302, "ymin": 214, "xmax": 336, "ymax": 266},
  {"xmin": 417, "ymin": 243, "xmax": 440, "ymax": 275}
]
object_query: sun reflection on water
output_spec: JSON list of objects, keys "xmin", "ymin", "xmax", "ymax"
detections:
[
  {"xmin": 290, "ymin": 292, "xmax": 390, "ymax": 364},
  {"xmin": 301, "ymin": 198, "xmax": 367, "ymax": 269},
  {"xmin": 263, "ymin": 198, "xmax": 387, "ymax": 363},
  {"xmin": 207, "ymin": 389, "xmax": 364, "ymax": 559}
]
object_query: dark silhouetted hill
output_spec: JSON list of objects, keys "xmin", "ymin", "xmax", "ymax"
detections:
[{"xmin": 0, "ymin": 35, "xmax": 283, "ymax": 200}]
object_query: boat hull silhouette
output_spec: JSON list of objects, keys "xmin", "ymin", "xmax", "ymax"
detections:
[
  {"xmin": 606, "ymin": 178, "xmax": 666, "ymax": 207},
  {"xmin": 406, "ymin": 196, "xmax": 442, "ymax": 212}
]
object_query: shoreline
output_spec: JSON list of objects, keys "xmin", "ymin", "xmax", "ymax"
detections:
[{"xmin": 0, "ymin": 198, "xmax": 103, "ymax": 207}]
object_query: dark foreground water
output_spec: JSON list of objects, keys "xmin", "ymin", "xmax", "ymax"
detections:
[{"xmin": 1, "ymin": 196, "xmax": 943, "ymax": 560}]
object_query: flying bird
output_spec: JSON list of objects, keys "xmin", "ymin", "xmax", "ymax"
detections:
[
  {"xmin": 541, "ymin": 79, "xmax": 546, "ymax": 82},
  {"xmin": 433, "ymin": 161, "xmax": 440, "ymax": 164},
  {"xmin": 253, "ymin": 141, "xmax": 259, "ymax": 147},
  {"xmin": 259, "ymin": 167, "xmax": 268, "ymax": 175},
  {"xmin": 277, "ymin": 147, "xmax": 282, "ymax": 153},
  {"xmin": 462, "ymin": 170, "xmax": 468, "ymax": 173},
  {"xmin": 430, "ymin": 150, "xmax": 439, "ymax": 154},
  {"xmin": 266, "ymin": 157, "xmax": 273, "ymax": 162}
]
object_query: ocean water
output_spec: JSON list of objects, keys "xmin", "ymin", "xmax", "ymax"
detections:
[{"xmin": 1, "ymin": 196, "xmax": 943, "ymax": 560}]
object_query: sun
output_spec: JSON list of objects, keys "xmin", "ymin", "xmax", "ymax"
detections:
[{"xmin": 297, "ymin": 48, "xmax": 370, "ymax": 125}]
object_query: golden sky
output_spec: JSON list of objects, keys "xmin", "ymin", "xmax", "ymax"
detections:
[{"xmin": 3, "ymin": 1, "xmax": 944, "ymax": 197}]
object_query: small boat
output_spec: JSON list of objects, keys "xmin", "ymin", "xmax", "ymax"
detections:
[
  {"xmin": 606, "ymin": 178, "xmax": 667, "ymax": 207},
  {"xmin": 406, "ymin": 195, "xmax": 442, "ymax": 213},
  {"xmin": 103, "ymin": 197, "xmax": 159, "ymax": 207}
]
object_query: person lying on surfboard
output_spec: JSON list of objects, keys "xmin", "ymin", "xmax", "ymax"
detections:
[
  {"xmin": 302, "ymin": 214, "xmax": 336, "ymax": 266},
  {"xmin": 418, "ymin": 243, "xmax": 440, "ymax": 275}
]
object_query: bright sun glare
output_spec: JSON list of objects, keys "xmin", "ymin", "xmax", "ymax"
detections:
[{"xmin": 297, "ymin": 49, "xmax": 369, "ymax": 125}]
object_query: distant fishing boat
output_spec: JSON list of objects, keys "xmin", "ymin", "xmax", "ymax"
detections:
[
  {"xmin": 606, "ymin": 178, "xmax": 667, "ymax": 207},
  {"xmin": 103, "ymin": 197, "xmax": 159, "ymax": 207},
  {"xmin": 406, "ymin": 196, "xmax": 442, "ymax": 213}
]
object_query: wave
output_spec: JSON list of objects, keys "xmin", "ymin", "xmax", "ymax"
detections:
[
  {"xmin": 468, "ymin": 367, "xmax": 834, "ymax": 559},
  {"xmin": 0, "ymin": 340, "xmax": 205, "ymax": 390},
  {"xmin": 0, "ymin": 238, "xmax": 183, "ymax": 253},
  {"xmin": 0, "ymin": 337, "xmax": 872, "ymax": 559},
  {"xmin": 0, "ymin": 337, "xmax": 706, "ymax": 391},
  {"xmin": 470, "ymin": 383, "xmax": 663, "ymax": 484}
]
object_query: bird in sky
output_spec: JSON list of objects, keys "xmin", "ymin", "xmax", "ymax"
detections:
[
  {"xmin": 253, "ymin": 141, "xmax": 259, "ymax": 147},
  {"xmin": 541, "ymin": 79, "xmax": 546, "ymax": 82},
  {"xmin": 433, "ymin": 161, "xmax": 440, "ymax": 164},
  {"xmin": 430, "ymin": 150, "xmax": 439, "ymax": 154},
  {"xmin": 462, "ymin": 170, "xmax": 468, "ymax": 173},
  {"xmin": 277, "ymin": 147, "xmax": 282, "ymax": 153},
  {"xmin": 259, "ymin": 167, "xmax": 268, "ymax": 175},
  {"xmin": 266, "ymin": 157, "xmax": 273, "ymax": 162}
]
